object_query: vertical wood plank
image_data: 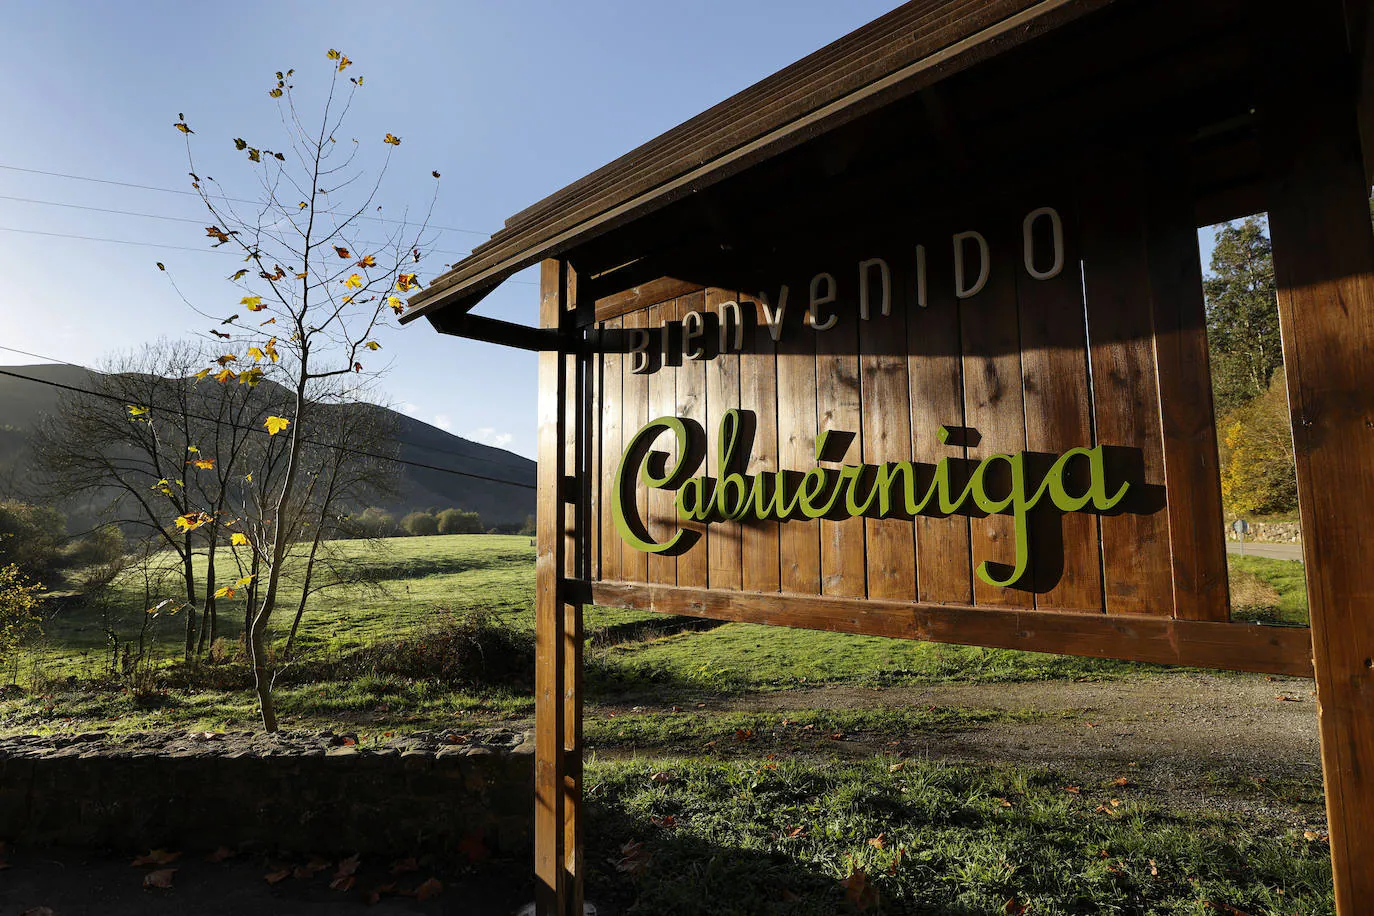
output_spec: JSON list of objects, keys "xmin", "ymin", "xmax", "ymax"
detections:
[
  {"xmin": 533, "ymin": 258, "xmax": 566, "ymax": 914},
  {"xmin": 1256, "ymin": 1, "xmax": 1374, "ymax": 907},
  {"xmin": 774, "ymin": 277, "xmax": 822, "ymax": 595},
  {"xmin": 620, "ymin": 308, "xmax": 650, "ymax": 583},
  {"xmin": 1017, "ymin": 191, "xmax": 1104, "ymax": 611},
  {"xmin": 647, "ymin": 300, "xmax": 679, "ymax": 585},
  {"xmin": 1079, "ymin": 163, "xmax": 1175, "ymax": 617},
  {"xmin": 675, "ymin": 292, "xmax": 711, "ymax": 588},
  {"xmin": 860, "ymin": 252, "xmax": 916, "ymax": 601},
  {"xmin": 909, "ymin": 228, "xmax": 973, "ymax": 605},
  {"xmin": 816, "ymin": 270, "xmax": 866, "ymax": 597},
  {"xmin": 706, "ymin": 287, "xmax": 743, "ymax": 590},
  {"xmin": 562, "ymin": 266, "xmax": 584, "ymax": 916},
  {"xmin": 1145, "ymin": 152, "xmax": 1230, "ymax": 622},
  {"xmin": 960, "ymin": 215, "xmax": 1033, "ymax": 607},
  {"xmin": 738, "ymin": 291, "xmax": 781, "ymax": 593},
  {"xmin": 599, "ymin": 317, "xmax": 623, "ymax": 582}
]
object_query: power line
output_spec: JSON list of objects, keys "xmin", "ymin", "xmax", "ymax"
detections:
[
  {"xmin": 0, "ymin": 194, "xmax": 475, "ymax": 258},
  {"xmin": 0, "ymin": 366, "xmax": 536, "ymax": 491},
  {"xmin": 0, "ymin": 163, "xmax": 494, "ymax": 237},
  {"xmin": 0, "ymin": 344, "xmax": 534, "ymax": 474}
]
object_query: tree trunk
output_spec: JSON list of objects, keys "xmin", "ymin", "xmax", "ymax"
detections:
[
  {"xmin": 200, "ymin": 526, "xmax": 217, "ymax": 657},
  {"xmin": 181, "ymin": 534, "xmax": 197, "ymax": 663},
  {"xmin": 250, "ymin": 619, "xmax": 277, "ymax": 732}
]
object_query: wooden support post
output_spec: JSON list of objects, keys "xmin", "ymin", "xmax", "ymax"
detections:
[
  {"xmin": 1257, "ymin": 1, "xmax": 1374, "ymax": 910},
  {"xmin": 534, "ymin": 258, "xmax": 569, "ymax": 914},
  {"xmin": 563, "ymin": 264, "xmax": 586, "ymax": 915}
]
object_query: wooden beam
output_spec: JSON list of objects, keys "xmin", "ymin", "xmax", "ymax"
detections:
[
  {"xmin": 1256, "ymin": 1, "xmax": 1374, "ymax": 910},
  {"xmin": 586, "ymin": 582, "xmax": 1314, "ymax": 678},
  {"xmin": 429, "ymin": 311, "xmax": 563, "ymax": 352},
  {"xmin": 534, "ymin": 259, "xmax": 568, "ymax": 914}
]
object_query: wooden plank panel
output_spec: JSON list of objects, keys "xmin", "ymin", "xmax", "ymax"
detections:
[
  {"xmin": 738, "ymin": 292, "xmax": 781, "ymax": 593},
  {"xmin": 1016, "ymin": 191, "xmax": 1104, "ymax": 611},
  {"xmin": 959, "ymin": 215, "xmax": 1033, "ymax": 607},
  {"xmin": 673, "ymin": 292, "xmax": 710, "ymax": 589},
  {"xmin": 860, "ymin": 252, "xmax": 916, "ymax": 600},
  {"xmin": 647, "ymin": 300, "xmax": 678, "ymax": 586},
  {"xmin": 775, "ymin": 273, "xmax": 822, "ymax": 595},
  {"xmin": 1079, "ymin": 163, "xmax": 1175, "ymax": 617},
  {"xmin": 1145, "ymin": 153, "xmax": 1229, "ymax": 622},
  {"xmin": 909, "ymin": 226, "xmax": 973, "ymax": 605},
  {"xmin": 586, "ymin": 338, "xmax": 600, "ymax": 582},
  {"xmin": 705, "ymin": 287, "xmax": 743, "ymax": 590},
  {"xmin": 533, "ymin": 259, "xmax": 566, "ymax": 911},
  {"xmin": 1256, "ymin": 0, "xmax": 1374, "ymax": 905},
  {"xmin": 599, "ymin": 317, "xmax": 623, "ymax": 582},
  {"xmin": 816, "ymin": 270, "xmax": 866, "ymax": 598},
  {"xmin": 564, "ymin": 344, "xmax": 579, "ymax": 582},
  {"xmin": 589, "ymin": 582, "xmax": 1315, "ymax": 678},
  {"xmin": 620, "ymin": 309, "xmax": 650, "ymax": 583}
]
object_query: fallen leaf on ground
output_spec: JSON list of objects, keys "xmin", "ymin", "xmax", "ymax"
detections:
[
  {"xmin": 613, "ymin": 840, "xmax": 651, "ymax": 876},
  {"xmin": 842, "ymin": 865, "xmax": 879, "ymax": 911},
  {"xmin": 331, "ymin": 875, "xmax": 356, "ymax": 892},
  {"xmin": 1112, "ymin": 777, "xmax": 1131, "ymax": 786},
  {"xmin": 735, "ymin": 728, "xmax": 754, "ymax": 741},
  {"xmin": 889, "ymin": 761, "xmax": 906, "ymax": 772},
  {"xmin": 1004, "ymin": 896, "xmax": 1030, "ymax": 914},
  {"xmin": 1063, "ymin": 786, "xmax": 1081, "ymax": 794},
  {"xmin": 21, "ymin": 908, "xmax": 56, "ymax": 916},
  {"xmin": 335, "ymin": 853, "xmax": 361, "ymax": 878},
  {"xmin": 264, "ymin": 869, "xmax": 291, "ymax": 884},
  {"xmin": 868, "ymin": 833, "xmax": 886, "ymax": 849},
  {"xmin": 996, "ymin": 797, "xmax": 1013, "ymax": 808},
  {"xmin": 651, "ymin": 815, "xmax": 677, "ymax": 829},
  {"xmin": 143, "ymin": 868, "xmax": 177, "ymax": 888},
  {"xmin": 650, "ymin": 771, "xmax": 672, "ymax": 783},
  {"xmin": 206, "ymin": 846, "xmax": 235, "ymax": 862},
  {"xmin": 132, "ymin": 849, "xmax": 182, "ymax": 867},
  {"xmin": 414, "ymin": 877, "xmax": 443, "ymax": 901}
]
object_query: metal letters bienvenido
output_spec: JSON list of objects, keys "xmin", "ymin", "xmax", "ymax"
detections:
[{"xmin": 613, "ymin": 410, "xmax": 1128, "ymax": 589}]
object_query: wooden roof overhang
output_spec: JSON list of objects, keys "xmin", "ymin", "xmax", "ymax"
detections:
[{"xmin": 402, "ymin": 0, "xmax": 1374, "ymax": 332}]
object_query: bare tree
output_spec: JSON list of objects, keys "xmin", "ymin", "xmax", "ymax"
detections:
[{"xmin": 163, "ymin": 50, "xmax": 436, "ymax": 730}]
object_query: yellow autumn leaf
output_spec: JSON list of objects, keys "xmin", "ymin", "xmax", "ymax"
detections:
[
  {"xmin": 127, "ymin": 405, "xmax": 149, "ymax": 417},
  {"xmin": 244, "ymin": 473, "xmax": 253, "ymax": 483},
  {"xmin": 241, "ymin": 295, "xmax": 264, "ymax": 311},
  {"xmin": 247, "ymin": 347, "xmax": 264, "ymax": 363},
  {"xmin": 395, "ymin": 273, "xmax": 419, "ymax": 292},
  {"xmin": 216, "ymin": 353, "xmax": 237, "ymax": 366},
  {"xmin": 387, "ymin": 295, "xmax": 404, "ymax": 315},
  {"xmin": 214, "ymin": 368, "xmax": 237, "ymax": 383},
  {"xmin": 214, "ymin": 586, "xmax": 237, "ymax": 599},
  {"xmin": 364, "ymin": 340, "xmax": 380, "ymax": 351},
  {"xmin": 231, "ymin": 269, "xmax": 249, "ymax": 281},
  {"xmin": 356, "ymin": 254, "xmax": 376, "ymax": 268},
  {"xmin": 194, "ymin": 368, "xmax": 212, "ymax": 382},
  {"xmin": 239, "ymin": 367, "xmax": 263, "ymax": 387},
  {"xmin": 337, "ymin": 55, "xmax": 352, "ymax": 72},
  {"xmin": 175, "ymin": 511, "xmax": 212, "ymax": 532},
  {"xmin": 230, "ymin": 532, "xmax": 249, "ymax": 547},
  {"xmin": 191, "ymin": 458, "xmax": 215, "ymax": 470},
  {"xmin": 344, "ymin": 273, "xmax": 363, "ymax": 290},
  {"xmin": 174, "ymin": 121, "xmax": 193, "ymax": 134},
  {"xmin": 264, "ymin": 338, "xmax": 280, "ymax": 362},
  {"xmin": 264, "ymin": 416, "xmax": 291, "ymax": 436},
  {"xmin": 342, "ymin": 295, "xmax": 354, "ymax": 305},
  {"xmin": 383, "ymin": 133, "xmax": 401, "ymax": 146},
  {"xmin": 235, "ymin": 574, "xmax": 256, "ymax": 588},
  {"xmin": 327, "ymin": 49, "xmax": 341, "ymax": 60},
  {"xmin": 269, "ymin": 88, "xmax": 283, "ymax": 99}
]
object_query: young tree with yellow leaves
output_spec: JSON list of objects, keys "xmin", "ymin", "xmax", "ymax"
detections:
[{"xmin": 164, "ymin": 50, "xmax": 436, "ymax": 731}]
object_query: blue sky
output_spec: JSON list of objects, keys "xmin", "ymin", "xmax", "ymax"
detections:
[{"xmin": 0, "ymin": 2, "xmax": 1222, "ymax": 459}]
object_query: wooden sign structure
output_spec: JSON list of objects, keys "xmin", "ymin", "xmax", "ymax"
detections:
[{"xmin": 403, "ymin": 1, "xmax": 1374, "ymax": 912}]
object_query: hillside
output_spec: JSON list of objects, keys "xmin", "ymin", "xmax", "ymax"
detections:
[{"xmin": 0, "ymin": 363, "xmax": 535, "ymax": 528}]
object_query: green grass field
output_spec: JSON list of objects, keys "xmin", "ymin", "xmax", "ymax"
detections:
[{"xmin": 1, "ymin": 535, "xmax": 1329, "ymax": 913}]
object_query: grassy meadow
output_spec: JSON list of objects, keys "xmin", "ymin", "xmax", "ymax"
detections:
[{"xmin": 0, "ymin": 534, "xmax": 1329, "ymax": 914}]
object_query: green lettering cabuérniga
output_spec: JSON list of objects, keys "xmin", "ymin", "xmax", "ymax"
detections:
[{"xmin": 612, "ymin": 409, "xmax": 1128, "ymax": 588}]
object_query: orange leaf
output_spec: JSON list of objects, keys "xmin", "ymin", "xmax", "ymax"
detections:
[
  {"xmin": 356, "ymin": 255, "xmax": 376, "ymax": 268},
  {"xmin": 264, "ymin": 868, "xmax": 291, "ymax": 884},
  {"xmin": 334, "ymin": 246, "xmax": 351, "ymax": 259},
  {"xmin": 383, "ymin": 133, "xmax": 401, "ymax": 146},
  {"xmin": 842, "ymin": 866, "xmax": 879, "ymax": 911},
  {"xmin": 414, "ymin": 878, "xmax": 443, "ymax": 901}
]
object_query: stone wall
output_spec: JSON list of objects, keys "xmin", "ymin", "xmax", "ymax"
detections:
[
  {"xmin": 0, "ymin": 728, "xmax": 533, "ymax": 858},
  {"xmin": 1224, "ymin": 521, "xmax": 1303, "ymax": 544}
]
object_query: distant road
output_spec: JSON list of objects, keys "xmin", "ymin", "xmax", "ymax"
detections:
[{"xmin": 1225, "ymin": 541, "xmax": 1304, "ymax": 561}]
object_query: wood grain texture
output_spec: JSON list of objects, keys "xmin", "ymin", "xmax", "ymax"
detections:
[
  {"xmin": 674, "ymin": 293, "xmax": 711, "ymax": 588},
  {"xmin": 1145, "ymin": 152, "xmax": 1229, "ymax": 622},
  {"xmin": 1016, "ymin": 191, "xmax": 1104, "ymax": 611},
  {"xmin": 738, "ymin": 292, "xmax": 782, "ymax": 593},
  {"xmin": 620, "ymin": 309, "xmax": 650, "ymax": 584},
  {"xmin": 859, "ymin": 251, "xmax": 916, "ymax": 600},
  {"xmin": 959, "ymin": 215, "xmax": 1033, "ymax": 607},
  {"xmin": 705, "ymin": 287, "xmax": 743, "ymax": 590},
  {"xmin": 1079, "ymin": 163, "xmax": 1175, "ymax": 617},
  {"xmin": 588, "ymin": 581, "xmax": 1314, "ymax": 678},
  {"xmin": 816, "ymin": 271, "xmax": 867, "ymax": 597},
  {"xmin": 910, "ymin": 227, "xmax": 973, "ymax": 605},
  {"xmin": 775, "ymin": 276, "xmax": 823, "ymax": 595},
  {"xmin": 647, "ymin": 300, "xmax": 679, "ymax": 586},
  {"xmin": 598, "ymin": 317, "xmax": 623, "ymax": 582},
  {"xmin": 533, "ymin": 259, "xmax": 566, "ymax": 912},
  {"xmin": 1257, "ymin": 0, "xmax": 1374, "ymax": 906}
]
